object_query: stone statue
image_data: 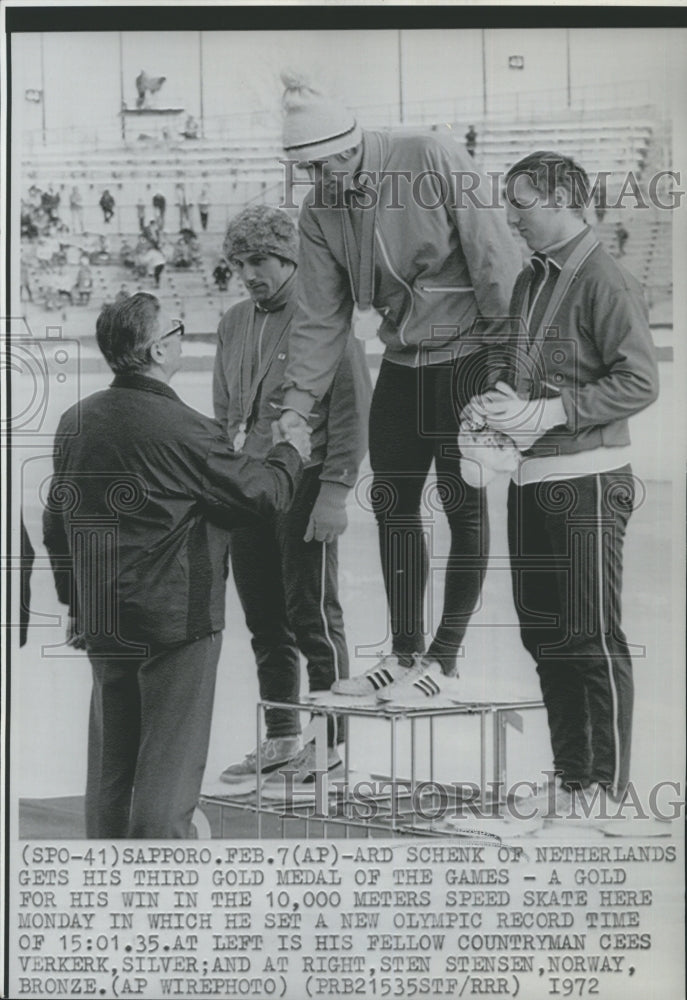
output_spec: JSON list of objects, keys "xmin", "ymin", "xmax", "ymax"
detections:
[{"xmin": 135, "ymin": 70, "xmax": 167, "ymax": 109}]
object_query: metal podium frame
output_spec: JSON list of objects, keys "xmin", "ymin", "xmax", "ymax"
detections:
[{"xmin": 200, "ymin": 695, "xmax": 544, "ymax": 839}]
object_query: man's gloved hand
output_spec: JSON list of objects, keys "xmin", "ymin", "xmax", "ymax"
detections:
[
  {"xmin": 477, "ymin": 381, "xmax": 567, "ymax": 450},
  {"xmin": 66, "ymin": 614, "xmax": 86, "ymax": 650},
  {"xmin": 304, "ymin": 482, "xmax": 349, "ymax": 544}
]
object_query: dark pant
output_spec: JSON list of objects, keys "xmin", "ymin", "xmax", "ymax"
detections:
[
  {"xmin": 231, "ymin": 466, "xmax": 349, "ymax": 745},
  {"xmin": 85, "ymin": 633, "xmax": 221, "ymax": 838},
  {"xmin": 507, "ymin": 467, "xmax": 635, "ymax": 797},
  {"xmin": 368, "ymin": 357, "xmax": 489, "ymax": 675}
]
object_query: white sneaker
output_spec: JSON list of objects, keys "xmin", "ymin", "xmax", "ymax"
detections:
[
  {"xmin": 331, "ymin": 654, "xmax": 410, "ymax": 696},
  {"xmin": 376, "ymin": 656, "xmax": 459, "ymax": 706},
  {"xmin": 510, "ymin": 781, "xmax": 574, "ymax": 823},
  {"xmin": 510, "ymin": 782, "xmax": 615, "ymax": 826},
  {"xmin": 219, "ymin": 736, "xmax": 301, "ymax": 784}
]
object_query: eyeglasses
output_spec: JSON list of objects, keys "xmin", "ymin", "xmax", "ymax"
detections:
[{"xmin": 160, "ymin": 320, "xmax": 185, "ymax": 340}]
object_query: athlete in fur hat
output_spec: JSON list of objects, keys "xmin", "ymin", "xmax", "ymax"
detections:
[{"xmin": 214, "ymin": 205, "xmax": 372, "ymax": 794}]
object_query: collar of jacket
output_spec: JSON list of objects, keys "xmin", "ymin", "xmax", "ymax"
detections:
[
  {"xmin": 529, "ymin": 225, "xmax": 592, "ymax": 272},
  {"xmin": 110, "ymin": 372, "xmax": 180, "ymax": 400},
  {"xmin": 344, "ymin": 130, "xmax": 387, "ymax": 197},
  {"xmin": 255, "ymin": 268, "xmax": 296, "ymax": 313}
]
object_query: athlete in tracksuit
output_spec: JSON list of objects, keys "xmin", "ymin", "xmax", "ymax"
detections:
[
  {"xmin": 470, "ymin": 152, "xmax": 659, "ymax": 802},
  {"xmin": 277, "ymin": 73, "xmax": 522, "ymax": 702},
  {"xmin": 213, "ymin": 206, "xmax": 371, "ymax": 782}
]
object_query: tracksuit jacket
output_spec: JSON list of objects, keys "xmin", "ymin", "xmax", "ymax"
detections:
[
  {"xmin": 502, "ymin": 226, "xmax": 659, "ymax": 798},
  {"xmin": 213, "ymin": 272, "xmax": 371, "ymax": 485},
  {"xmin": 502, "ymin": 226, "xmax": 659, "ymax": 459},
  {"xmin": 283, "ymin": 128, "xmax": 522, "ymax": 410}
]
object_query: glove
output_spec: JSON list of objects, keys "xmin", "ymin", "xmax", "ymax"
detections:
[
  {"xmin": 458, "ymin": 426, "xmax": 520, "ymax": 488},
  {"xmin": 478, "ymin": 381, "xmax": 567, "ymax": 450},
  {"xmin": 304, "ymin": 482, "xmax": 349, "ymax": 544}
]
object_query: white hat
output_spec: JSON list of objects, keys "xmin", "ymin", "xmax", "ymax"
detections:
[{"xmin": 281, "ymin": 70, "xmax": 361, "ymax": 161}]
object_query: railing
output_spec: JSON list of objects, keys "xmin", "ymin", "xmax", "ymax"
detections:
[{"xmin": 21, "ymin": 77, "xmax": 660, "ymax": 153}]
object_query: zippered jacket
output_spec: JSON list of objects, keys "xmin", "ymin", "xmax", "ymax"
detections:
[
  {"xmin": 213, "ymin": 290, "xmax": 371, "ymax": 489},
  {"xmin": 284, "ymin": 128, "xmax": 522, "ymax": 406},
  {"xmin": 504, "ymin": 234, "xmax": 659, "ymax": 456},
  {"xmin": 42, "ymin": 374, "xmax": 302, "ymax": 652}
]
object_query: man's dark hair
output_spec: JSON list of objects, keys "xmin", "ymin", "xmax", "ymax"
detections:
[
  {"xmin": 505, "ymin": 151, "xmax": 590, "ymax": 217},
  {"xmin": 96, "ymin": 292, "xmax": 160, "ymax": 375}
]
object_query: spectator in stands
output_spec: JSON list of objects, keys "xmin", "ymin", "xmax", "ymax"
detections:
[
  {"xmin": 42, "ymin": 291, "xmax": 306, "ymax": 837},
  {"xmin": 146, "ymin": 245, "xmax": 166, "ymax": 287},
  {"xmin": 21, "ymin": 203, "xmax": 39, "ymax": 240},
  {"xmin": 99, "ymin": 189, "xmax": 115, "ymax": 224},
  {"xmin": 615, "ymin": 221, "xmax": 629, "ymax": 257},
  {"xmin": 277, "ymin": 72, "xmax": 520, "ymax": 704},
  {"xmin": 465, "ymin": 124, "xmax": 477, "ymax": 158},
  {"xmin": 198, "ymin": 187, "xmax": 210, "ymax": 231},
  {"xmin": 69, "ymin": 186, "xmax": 85, "ymax": 234},
  {"xmin": 153, "ymin": 191, "xmax": 166, "ymax": 229},
  {"xmin": 214, "ymin": 205, "xmax": 371, "ymax": 790},
  {"xmin": 182, "ymin": 115, "xmax": 199, "ymax": 140},
  {"xmin": 463, "ymin": 151, "xmax": 659, "ymax": 824},
  {"xmin": 42, "ymin": 185, "xmax": 60, "ymax": 223},
  {"xmin": 176, "ymin": 183, "xmax": 192, "ymax": 230},
  {"xmin": 172, "ymin": 231, "xmax": 201, "ymax": 269},
  {"xmin": 115, "ymin": 284, "xmax": 130, "ymax": 304},
  {"xmin": 20, "ymin": 258, "xmax": 33, "ymax": 302},
  {"xmin": 28, "ymin": 185, "xmax": 42, "ymax": 212},
  {"xmin": 143, "ymin": 217, "xmax": 162, "ymax": 250},
  {"xmin": 37, "ymin": 279, "xmax": 60, "ymax": 311},
  {"xmin": 136, "ymin": 194, "xmax": 146, "ymax": 232},
  {"xmin": 120, "ymin": 240, "xmax": 137, "ymax": 268},
  {"xmin": 213, "ymin": 257, "xmax": 231, "ymax": 292},
  {"xmin": 595, "ymin": 204, "xmax": 607, "ymax": 225},
  {"xmin": 74, "ymin": 257, "xmax": 94, "ymax": 305},
  {"xmin": 93, "ymin": 234, "xmax": 110, "ymax": 264}
]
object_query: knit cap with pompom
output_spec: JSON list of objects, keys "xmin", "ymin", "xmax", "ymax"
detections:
[
  {"xmin": 223, "ymin": 205, "xmax": 299, "ymax": 265},
  {"xmin": 280, "ymin": 69, "xmax": 362, "ymax": 161}
]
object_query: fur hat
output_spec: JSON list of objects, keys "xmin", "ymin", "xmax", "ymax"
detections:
[
  {"xmin": 281, "ymin": 70, "xmax": 362, "ymax": 161},
  {"xmin": 223, "ymin": 205, "xmax": 298, "ymax": 265}
]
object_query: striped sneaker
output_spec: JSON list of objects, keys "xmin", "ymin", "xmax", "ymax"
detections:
[
  {"xmin": 330, "ymin": 654, "xmax": 410, "ymax": 696},
  {"xmin": 376, "ymin": 656, "xmax": 459, "ymax": 706},
  {"xmin": 219, "ymin": 736, "xmax": 301, "ymax": 785},
  {"xmin": 261, "ymin": 742, "xmax": 344, "ymax": 801}
]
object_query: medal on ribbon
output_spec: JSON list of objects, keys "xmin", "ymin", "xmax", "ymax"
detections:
[{"xmin": 233, "ymin": 423, "xmax": 247, "ymax": 453}]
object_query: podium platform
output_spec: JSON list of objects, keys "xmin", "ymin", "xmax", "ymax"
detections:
[{"xmin": 199, "ymin": 692, "xmax": 545, "ymax": 839}]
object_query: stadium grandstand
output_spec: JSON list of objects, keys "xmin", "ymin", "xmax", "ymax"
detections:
[{"xmin": 16, "ymin": 29, "xmax": 675, "ymax": 362}]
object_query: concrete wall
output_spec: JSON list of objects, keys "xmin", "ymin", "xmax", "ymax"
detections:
[{"xmin": 13, "ymin": 28, "xmax": 682, "ymax": 143}]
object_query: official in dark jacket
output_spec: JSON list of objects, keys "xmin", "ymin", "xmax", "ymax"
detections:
[{"xmin": 42, "ymin": 292, "xmax": 307, "ymax": 838}]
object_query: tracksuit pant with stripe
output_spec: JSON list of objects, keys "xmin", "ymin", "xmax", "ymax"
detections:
[
  {"xmin": 230, "ymin": 465, "xmax": 349, "ymax": 746},
  {"xmin": 507, "ymin": 466, "xmax": 635, "ymax": 799},
  {"xmin": 369, "ymin": 356, "xmax": 490, "ymax": 676}
]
